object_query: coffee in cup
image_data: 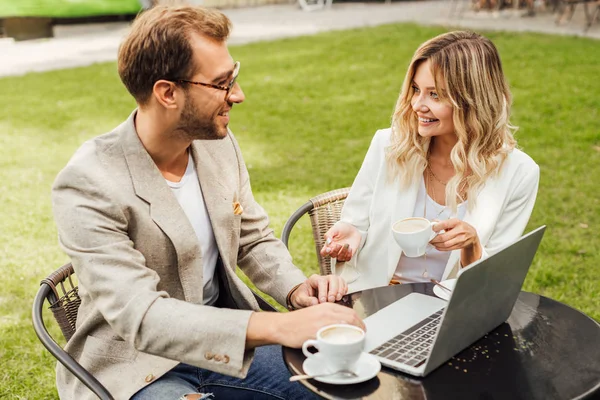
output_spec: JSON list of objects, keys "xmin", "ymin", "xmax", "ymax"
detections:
[
  {"xmin": 302, "ymin": 324, "xmax": 365, "ymax": 372},
  {"xmin": 320, "ymin": 325, "xmax": 364, "ymax": 344},
  {"xmin": 392, "ymin": 217, "xmax": 438, "ymax": 257}
]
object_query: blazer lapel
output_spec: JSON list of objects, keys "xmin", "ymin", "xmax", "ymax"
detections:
[
  {"xmin": 441, "ymin": 178, "xmax": 502, "ymax": 280},
  {"xmin": 463, "ymin": 178, "xmax": 503, "ymax": 245},
  {"xmin": 118, "ymin": 112, "xmax": 204, "ymax": 304},
  {"xmin": 387, "ymin": 175, "xmax": 420, "ymax": 279},
  {"xmin": 190, "ymin": 140, "xmax": 234, "ymax": 266}
]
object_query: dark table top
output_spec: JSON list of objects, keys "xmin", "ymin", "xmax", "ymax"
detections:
[{"xmin": 283, "ymin": 283, "xmax": 600, "ymax": 400}]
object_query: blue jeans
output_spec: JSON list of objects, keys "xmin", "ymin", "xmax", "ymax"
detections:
[{"xmin": 130, "ymin": 345, "xmax": 318, "ymax": 400}]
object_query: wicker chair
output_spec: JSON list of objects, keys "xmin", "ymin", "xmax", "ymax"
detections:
[
  {"xmin": 32, "ymin": 263, "xmax": 277, "ymax": 399},
  {"xmin": 281, "ymin": 187, "xmax": 351, "ymax": 275},
  {"xmin": 32, "ymin": 263, "xmax": 113, "ymax": 399}
]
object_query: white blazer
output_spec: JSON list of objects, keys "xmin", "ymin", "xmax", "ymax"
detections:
[{"xmin": 337, "ymin": 129, "xmax": 540, "ymax": 293}]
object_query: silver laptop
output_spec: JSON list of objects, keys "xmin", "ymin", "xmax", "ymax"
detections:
[{"xmin": 363, "ymin": 225, "xmax": 546, "ymax": 377}]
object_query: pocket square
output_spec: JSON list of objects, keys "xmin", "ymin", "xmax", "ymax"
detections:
[{"xmin": 233, "ymin": 201, "xmax": 243, "ymax": 215}]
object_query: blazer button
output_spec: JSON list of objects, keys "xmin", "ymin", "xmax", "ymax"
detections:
[
  {"xmin": 214, "ymin": 354, "xmax": 223, "ymax": 362},
  {"xmin": 145, "ymin": 374, "xmax": 154, "ymax": 383},
  {"xmin": 223, "ymin": 355, "xmax": 230, "ymax": 364},
  {"xmin": 204, "ymin": 352, "xmax": 214, "ymax": 360}
]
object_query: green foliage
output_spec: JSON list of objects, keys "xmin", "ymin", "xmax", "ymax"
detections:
[
  {"xmin": 0, "ymin": 24, "xmax": 598, "ymax": 398},
  {"xmin": 0, "ymin": 0, "xmax": 141, "ymax": 18}
]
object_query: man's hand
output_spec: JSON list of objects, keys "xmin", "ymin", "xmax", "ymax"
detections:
[
  {"xmin": 290, "ymin": 274, "xmax": 348, "ymax": 308},
  {"xmin": 247, "ymin": 303, "xmax": 365, "ymax": 349},
  {"xmin": 281, "ymin": 302, "xmax": 365, "ymax": 348}
]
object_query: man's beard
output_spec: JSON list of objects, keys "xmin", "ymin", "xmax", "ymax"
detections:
[{"xmin": 176, "ymin": 95, "xmax": 227, "ymax": 141}]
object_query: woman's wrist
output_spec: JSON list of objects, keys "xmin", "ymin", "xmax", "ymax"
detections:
[{"xmin": 460, "ymin": 240, "xmax": 482, "ymax": 268}]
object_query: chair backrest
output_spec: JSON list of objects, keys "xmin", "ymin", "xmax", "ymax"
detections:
[
  {"xmin": 281, "ymin": 187, "xmax": 350, "ymax": 275},
  {"xmin": 34, "ymin": 263, "xmax": 113, "ymax": 399},
  {"xmin": 42, "ymin": 263, "xmax": 81, "ymax": 341}
]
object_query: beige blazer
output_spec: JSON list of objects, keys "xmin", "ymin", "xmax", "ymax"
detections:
[
  {"xmin": 51, "ymin": 111, "xmax": 306, "ymax": 400},
  {"xmin": 335, "ymin": 129, "xmax": 540, "ymax": 293}
]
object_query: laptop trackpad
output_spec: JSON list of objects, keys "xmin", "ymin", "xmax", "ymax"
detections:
[{"xmin": 364, "ymin": 293, "xmax": 446, "ymax": 352}]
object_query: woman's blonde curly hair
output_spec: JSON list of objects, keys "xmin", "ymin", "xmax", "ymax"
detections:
[{"xmin": 387, "ymin": 31, "xmax": 517, "ymax": 212}]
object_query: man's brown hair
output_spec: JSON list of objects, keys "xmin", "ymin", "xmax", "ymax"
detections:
[{"xmin": 118, "ymin": 5, "xmax": 232, "ymax": 105}]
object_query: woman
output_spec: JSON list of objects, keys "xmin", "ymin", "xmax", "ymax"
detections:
[{"xmin": 321, "ymin": 31, "xmax": 539, "ymax": 292}]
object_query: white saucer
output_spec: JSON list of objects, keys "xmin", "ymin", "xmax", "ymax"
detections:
[
  {"xmin": 433, "ymin": 278, "xmax": 457, "ymax": 301},
  {"xmin": 302, "ymin": 352, "xmax": 381, "ymax": 385}
]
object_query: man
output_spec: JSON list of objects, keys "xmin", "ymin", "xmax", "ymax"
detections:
[{"xmin": 51, "ymin": 5, "xmax": 363, "ymax": 399}]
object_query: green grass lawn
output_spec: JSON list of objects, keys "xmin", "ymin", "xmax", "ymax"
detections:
[
  {"xmin": 0, "ymin": 23, "xmax": 598, "ymax": 398},
  {"xmin": 0, "ymin": 0, "xmax": 141, "ymax": 18}
]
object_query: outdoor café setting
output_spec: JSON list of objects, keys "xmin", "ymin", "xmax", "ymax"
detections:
[{"xmin": 1, "ymin": 0, "xmax": 599, "ymax": 399}]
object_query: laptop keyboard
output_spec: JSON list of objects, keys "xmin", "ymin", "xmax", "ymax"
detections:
[{"xmin": 369, "ymin": 309, "xmax": 444, "ymax": 368}]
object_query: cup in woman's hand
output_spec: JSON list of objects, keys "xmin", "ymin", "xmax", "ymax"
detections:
[
  {"xmin": 302, "ymin": 324, "xmax": 365, "ymax": 373},
  {"xmin": 392, "ymin": 217, "xmax": 438, "ymax": 257}
]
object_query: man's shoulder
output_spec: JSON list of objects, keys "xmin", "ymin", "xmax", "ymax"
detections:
[
  {"xmin": 76, "ymin": 131, "xmax": 120, "ymax": 160},
  {"xmin": 54, "ymin": 125, "xmax": 125, "ymax": 188}
]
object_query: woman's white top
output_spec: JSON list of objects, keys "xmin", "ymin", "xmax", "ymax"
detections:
[
  {"xmin": 335, "ymin": 128, "xmax": 540, "ymax": 293},
  {"xmin": 392, "ymin": 178, "xmax": 467, "ymax": 283}
]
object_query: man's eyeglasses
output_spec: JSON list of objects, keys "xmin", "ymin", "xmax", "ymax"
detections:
[{"xmin": 174, "ymin": 61, "xmax": 240, "ymax": 101}]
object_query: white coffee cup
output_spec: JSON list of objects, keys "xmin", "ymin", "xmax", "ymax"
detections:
[
  {"xmin": 302, "ymin": 324, "xmax": 365, "ymax": 372},
  {"xmin": 392, "ymin": 217, "xmax": 438, "ymax": 257}
]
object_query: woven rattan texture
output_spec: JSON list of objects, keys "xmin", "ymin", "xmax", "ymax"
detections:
[
  {"xmin": 43, "ymin": 263, "xmax": 80, "ymax": 341},
  {"xmin": 307, "ymin": 188, "xmax": 350, "ymax": 275}
]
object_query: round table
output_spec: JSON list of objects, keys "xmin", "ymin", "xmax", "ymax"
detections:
[{"xmin": 283, "ymin": 283, "xmax": 600, "ymax": 400}]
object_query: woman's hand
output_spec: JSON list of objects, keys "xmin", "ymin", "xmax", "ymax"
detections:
[
  {"xmin": 430, "ymin": 218, "xmax": 482, "ymax": 266},
  {"xmin": 320, "ymin": 222, "xmax": 361, "ymax": 262}
]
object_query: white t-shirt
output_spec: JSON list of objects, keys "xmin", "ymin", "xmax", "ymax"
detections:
[
  {"xmin": 166, "ymin": 153, "xmax": 219, "ymax": 306},
  {"xmin": 393, "ymin": 178, "xmax": 467, "ymax": 283}
]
